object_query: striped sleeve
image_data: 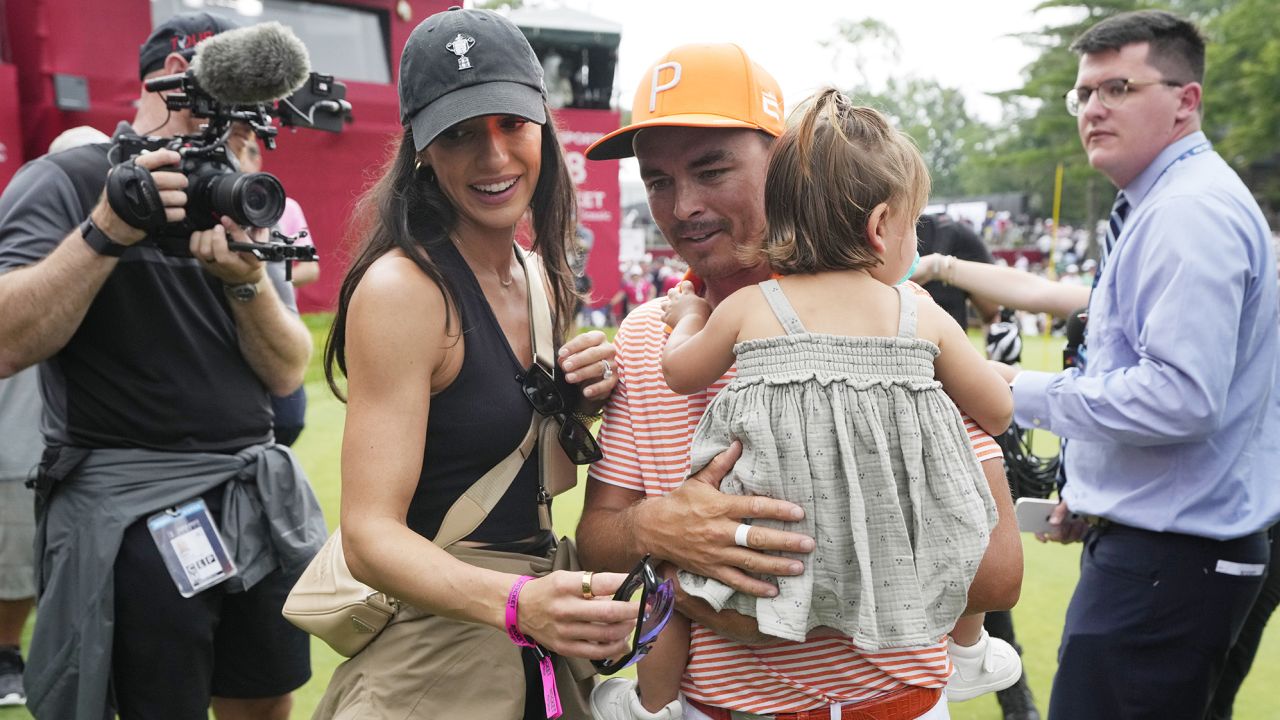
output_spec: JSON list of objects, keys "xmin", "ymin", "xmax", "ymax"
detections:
[{"xmin": 964, "ymin": 416, "xmax": 1003, "ymax": 463}]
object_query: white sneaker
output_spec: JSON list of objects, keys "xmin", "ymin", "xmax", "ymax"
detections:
[
  {"xmin": 945, "ymin": 630, "xmax": 1023, "ymax": 702},
  {"xmin": 589, "ymin": 677, "xmax": 684, "ymax": 720}
]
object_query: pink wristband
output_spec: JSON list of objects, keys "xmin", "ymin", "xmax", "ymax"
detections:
[
  {"xmin": 505, "ymin": 575, "xmax": 535, "ymax": 645},
  {"xmin": 504, "ymin": 575, "xmax": 563, "ymax": 718}
]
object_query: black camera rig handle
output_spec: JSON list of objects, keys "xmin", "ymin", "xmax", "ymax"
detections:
[
  {"xmin": 227, "ymin": 230, "xmax": 317, "ymax": 282},
  {"xmin": 105, "ymin": 160, "xmax": 167, "ymax": 232}
]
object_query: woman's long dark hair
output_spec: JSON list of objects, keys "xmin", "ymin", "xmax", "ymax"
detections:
[{"xmin": 324, "ymin": 106, "xmax": 579, "ymax": 400}]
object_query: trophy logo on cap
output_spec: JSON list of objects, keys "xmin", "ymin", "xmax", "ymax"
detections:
[{"xmin": 446, "ymin": 33, "xmax": 476, "ymax": 70}]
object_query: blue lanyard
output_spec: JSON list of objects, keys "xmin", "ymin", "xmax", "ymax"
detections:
[{"xmin": 1138, "ymin": 141, "xmax": 1212, "ymax": 202}]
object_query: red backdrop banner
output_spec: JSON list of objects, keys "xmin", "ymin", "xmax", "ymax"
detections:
[
  {"xmin": 0, "ymin": 65, "xmax": 23, "ymax": 188},
  {"xmin": 552, "ymin": 107, "xmax": 621, "ymax": 308}
]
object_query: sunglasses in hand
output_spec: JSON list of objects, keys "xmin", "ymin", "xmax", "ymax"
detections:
[
  {"xmin": 592, "ymin": 554, "xmax": 675, "ymax": 675},
  {"xmin": 520, "ymin": 363, "xmax": 603, "ymax": 464}
]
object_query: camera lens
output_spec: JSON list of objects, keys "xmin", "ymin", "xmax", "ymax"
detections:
[{"xmin": 207, "ymin": 171, "xmax": 286, "ymax": 229}]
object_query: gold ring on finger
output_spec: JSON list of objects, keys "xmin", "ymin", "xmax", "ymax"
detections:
[{"xmin": 581, "ymin": 571, "xmax": 595, "ymax": 599}]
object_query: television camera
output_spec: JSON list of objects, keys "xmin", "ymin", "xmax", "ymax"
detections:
[{"xmin": 106, "ymin": 22, "xmax": 352, "ymax": 279}]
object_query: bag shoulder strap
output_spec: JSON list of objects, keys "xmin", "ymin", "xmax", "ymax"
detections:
[
  {"xmin": 522, "ymin": 248, "xmax": 556, "ymax": 369},
  {"xmin": 432, "ymin": 247, "xmax": 554, "ymax": 549}
]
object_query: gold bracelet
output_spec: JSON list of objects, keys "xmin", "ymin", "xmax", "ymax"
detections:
[{"xmin": 572, "ymin": 410, "xmax": 603, "ymax": 427}]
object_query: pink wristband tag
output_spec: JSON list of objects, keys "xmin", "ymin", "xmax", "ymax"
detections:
[
  {"xmin": 505, "ymin": 575, "xmax": 562, "ymax": 719},
  {"xmin": 539, "ymin": 654, "xmax": 562, "ymax": 718}
]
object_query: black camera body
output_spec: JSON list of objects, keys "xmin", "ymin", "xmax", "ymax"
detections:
[{"xmin": 111, "ymin": 130, "xmax": 287, "ymax": 245}]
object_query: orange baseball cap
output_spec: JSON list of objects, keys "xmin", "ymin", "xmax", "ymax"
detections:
[{"xmin": 585, "ymin": 43, "xmax": 785, "ymax": 161}]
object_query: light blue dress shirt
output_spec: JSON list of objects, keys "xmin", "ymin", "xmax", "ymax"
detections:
[{"xmin": 1013, "ymin": 131, "xmax": 1280, "ymax": 540}]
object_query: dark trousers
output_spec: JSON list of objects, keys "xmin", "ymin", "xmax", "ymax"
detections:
[
  {"xmin": 985, "ymin": 609, "xmax": 1021, "ymax": 653},
  {"xmin": 1206, "ymin": 522, "xmax": 1280, "ymax": 719},
  {"xmin": 1048, "ymin": 524, "xmax": 1268, "ymax": 720}
]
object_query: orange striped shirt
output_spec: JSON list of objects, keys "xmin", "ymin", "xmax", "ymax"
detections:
[{"xmin": 590, "ymin": 296, "xmax": 1001, "ymax": 714}]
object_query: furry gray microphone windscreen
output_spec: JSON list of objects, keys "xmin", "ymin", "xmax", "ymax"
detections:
[{"xmin": 190, "ymin": 21, "xmax": 311, "ymax": 104}]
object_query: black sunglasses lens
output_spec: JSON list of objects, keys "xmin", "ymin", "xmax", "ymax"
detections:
[
  {"xmin": 593, "ymin": 557, "xmax": 661, "ymax": 675},
  {"xmin": 521, "ymin": 365, "xmax": 566, "ymax": 415},
  {"xmin": 558, "ymin": 417, "xmax": 603, "ymax": 464}
]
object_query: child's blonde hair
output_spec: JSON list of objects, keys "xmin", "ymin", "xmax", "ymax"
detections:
[{"xmin": 757, "ymin": 87, "xmax": 931, "ymax": 274}]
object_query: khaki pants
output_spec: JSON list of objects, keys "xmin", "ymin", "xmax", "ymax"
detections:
[{"xmin": 313, "ymin": 541, "xmax": 595, "ymax": 719}]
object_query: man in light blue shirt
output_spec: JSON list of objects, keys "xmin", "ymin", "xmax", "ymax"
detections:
[{"xmin": 1000, "ymin": 10, "xmax": 1279, "ymax": 719}]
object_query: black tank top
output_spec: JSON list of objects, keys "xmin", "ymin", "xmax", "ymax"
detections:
[{"xmin": 405, "ymin": 239, "xmax": 542, "ymax": 543}]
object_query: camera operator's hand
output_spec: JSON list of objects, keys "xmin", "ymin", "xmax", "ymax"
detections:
[
  {"xmin": 91, "ymin": 149, "xmax": 189, "ymax": 245},
  {"xmin": 190, "ymin": 217, "xmax": 267, "ymax": 286}
]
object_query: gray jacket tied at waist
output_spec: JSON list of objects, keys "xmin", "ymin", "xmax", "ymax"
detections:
[{"xmin": 25, "ymin": 443, "xmax": 327, "ymax": 720}]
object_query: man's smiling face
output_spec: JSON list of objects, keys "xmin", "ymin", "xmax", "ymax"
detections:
[{"xmin": 634, "ymin": 126, "xmax": 771, "ymax": 283}]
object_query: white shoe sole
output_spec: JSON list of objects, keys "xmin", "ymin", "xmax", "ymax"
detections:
[{"xmin": 0, "ymin": 692, "xmax": 26, "ymax": 707}]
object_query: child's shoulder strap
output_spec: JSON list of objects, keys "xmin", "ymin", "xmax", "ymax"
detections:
[
  {"xmin": 758, "ymin": 279, "xmax": 807, "ymax": 335},
  {"xmin": 895, "ymin": 284, "xmax": 918, "ymax": 339}
]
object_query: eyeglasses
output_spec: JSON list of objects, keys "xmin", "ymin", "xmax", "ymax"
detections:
[
  {"xmin": 592, "ymin": 554, "xmax": 675, "ymax": 675},
  {"xmin": 1064, "ymin": 77, "xmax": 1186, "ymax": 116},
  {"xmin": 520, "ymin": 363, "xmax": 603, "ymax": 464}
]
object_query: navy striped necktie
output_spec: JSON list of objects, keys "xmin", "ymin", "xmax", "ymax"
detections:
[{"xmin": 1101, "ymin": 191, "xmax": 1130, "ymax": 271}]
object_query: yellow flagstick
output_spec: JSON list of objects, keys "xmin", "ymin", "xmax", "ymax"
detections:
[{"xmin": 1042, "ymin": 162, "xmax": 1065, "ymax": 363}]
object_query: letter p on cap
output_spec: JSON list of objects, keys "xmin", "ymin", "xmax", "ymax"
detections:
[{"xmin": 649, "ymin": 61, "xmax": 682, "ymax": 112}]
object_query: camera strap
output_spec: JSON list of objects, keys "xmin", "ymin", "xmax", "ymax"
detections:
[{"xmin": 106, "ymin": 160, "xmax": 166, "ymax": 231}]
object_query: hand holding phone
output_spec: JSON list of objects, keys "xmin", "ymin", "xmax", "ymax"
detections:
[{"xmin": 1014, "ymin": 497, "xmax": 1087, "ymax": 544}]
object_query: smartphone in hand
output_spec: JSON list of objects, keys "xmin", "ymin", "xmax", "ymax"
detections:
[{"xmin": 1014, "ymin": 497, "xmax": 1081, "ymax": 535}]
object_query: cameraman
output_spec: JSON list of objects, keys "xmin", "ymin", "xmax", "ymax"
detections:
[{"xmin": 0, "ymin": 13, "xmax": 323, "ymax": 720}]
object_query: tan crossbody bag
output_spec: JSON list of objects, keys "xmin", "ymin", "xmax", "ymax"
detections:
[{"xmin": 282, "ymin": 248, "xmax": 580, "ymax": 657}]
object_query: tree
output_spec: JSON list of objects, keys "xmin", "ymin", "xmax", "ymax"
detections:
[
  {"xmin": 827, "ymin": 19, "xmax": 991, "ymax": 199},
  {"xmin": 1204, "ymin": 0, "xmax": 1280, "ymax": 213},
  {"xmin": 853, "ymin": 79, "xmax": 989, "ymax": 199}
]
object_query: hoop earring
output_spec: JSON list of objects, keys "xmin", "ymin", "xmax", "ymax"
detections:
[{"xmin": 414, "ymin": 160, "xmax": 436, "ymax": 184}]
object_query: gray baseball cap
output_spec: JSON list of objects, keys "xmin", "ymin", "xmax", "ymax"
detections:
[{"xmin": 399, "ymin": 6, "xmax": 547, "ymax": 152}]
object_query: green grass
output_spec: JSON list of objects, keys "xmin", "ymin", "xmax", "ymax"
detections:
[{"xmin": 4, "ymin": 320, "xmax": 1277, "ymax": 719}]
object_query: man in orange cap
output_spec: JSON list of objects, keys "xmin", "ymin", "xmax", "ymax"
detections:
[{"xmin": 577, "ymin": 44, "xmax": 1022, "ymax": 720}]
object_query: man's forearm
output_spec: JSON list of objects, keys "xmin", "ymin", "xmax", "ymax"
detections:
[
  {"xmin": 963, "ymin": 458, "xmax": 1023, "ymax": 614},
  {"xmin": 228, "ymin": 280, "xmax": 312, "ymax": 396},
  {"xmin": 0, "ymin": 230, "xmax": 115, "ymax": 377},
  {"xmin": 576, "ymin": 486, "xmax": 648, "ymax": 573}
]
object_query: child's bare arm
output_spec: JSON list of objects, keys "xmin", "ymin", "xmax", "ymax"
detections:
[
  {"xmin": 661, "ymin": 282, "xmax": 740, "ymax": 395},
  {"xmin": 926, "ymin": 301, "xmax": 1013, "ymax": 436}
]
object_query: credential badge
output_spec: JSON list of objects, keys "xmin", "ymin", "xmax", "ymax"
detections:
[{"xmin": 446, "ymin": 33, "xmax": 476, "ymax": 70}]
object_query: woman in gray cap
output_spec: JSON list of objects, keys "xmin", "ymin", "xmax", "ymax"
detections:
[{"xmin": 314, "ymin": 7, "xmax": 633, "ymax": 719}]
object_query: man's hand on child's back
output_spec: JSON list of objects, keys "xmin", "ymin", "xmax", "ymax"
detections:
[{"xmin": 634, "ymin": 442, "xmax": 817, "ymax": 598}]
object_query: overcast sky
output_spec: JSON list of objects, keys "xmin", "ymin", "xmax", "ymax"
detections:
[
  {"xmin": 561, "ymin": 0, "xmax": 1083, "ymax": 122},
  {"xmin": 544, "ymin": 0, "xmax": 1084, "ymax": 181}
]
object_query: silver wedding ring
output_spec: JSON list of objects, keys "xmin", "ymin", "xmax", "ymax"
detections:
[
  {"xmin": 733, "ymin": 523, "xmax": 752, "ymax": 548},
  {"xmin": 600, "ymin": 359, "xmax": 613, "ymax": 381}
]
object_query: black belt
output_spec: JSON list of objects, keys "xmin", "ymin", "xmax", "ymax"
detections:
[{"xmin": 1084, "ymin": 518, "xmax": 1267, "ymax": 546}]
